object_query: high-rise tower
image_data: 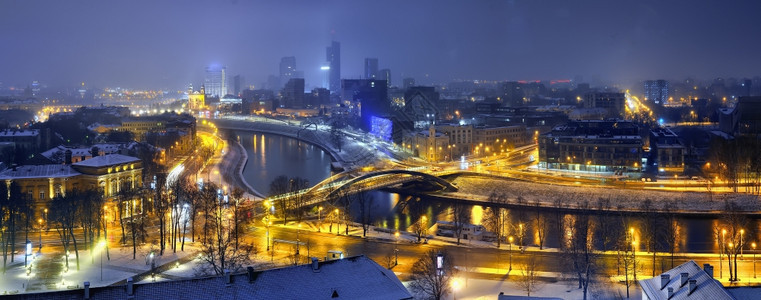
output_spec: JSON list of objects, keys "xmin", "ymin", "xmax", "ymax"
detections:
[
  {"xmin": 364, "ymin": 58, "xmax": 378, "ymax": 79},
  {"xmin": 280, "ymin": 56, "xmax": 297, "ymax": 88},
  {"xmin": 326, "ymin": 41, "xmax": 341, "ymax": 94},
  {"xmin": 204, "ymin": 65, "xmax": 227, "ymax": 98},
  {"xmin": 644, "ymin": 80, "xmax": 669, "ymax": 105}
]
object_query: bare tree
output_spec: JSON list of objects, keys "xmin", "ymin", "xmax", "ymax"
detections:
[
  {"xmin": 483, "ymin": 190, "xmax": 509, "ymax": 248},
  {"xmin": 269, "ymin": 175, "xmax": 291, "ymax": 224},
  {"xmin": 408, "ymin": 249, "xmax": 457, "ymax": 300},
  {"xmin": 515, "ymin": 253, "xmax": 544, "ymax": 296},
  {"xmin": 563, "ymin": 201, "xmax": 596, "ymax": 300},
  {"xmin": 50, "ymin": 190, "xmax": 82, "ymax": 271},
  {"xmin": 639, "ymin": 199, "xmax": 660, "ymax": 277},
  {"xmin": 356, "ymin": 192, "xmax": 374, "ymax": 238},
  {"xmin": 721, "ymin": 200, "xmax": 748, "ymax": 282},
  {"xmin": 661, "ymin": 204, "xmax": 681, "ymax": 269},
  {"xmin": 452, "ymin": 201, "xmax": 469, "ymax": 244},
  {"xmin": 533, "ymin": 203, "xmax": 548, "ymax": 250}
]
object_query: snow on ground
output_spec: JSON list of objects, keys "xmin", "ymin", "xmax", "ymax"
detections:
[
  {"xmin": 451, "ymin": 175, "xmax": 761, "ymax": 212},
  {"xmin": 0, "ymin": 244, "xmax": 198, "ymax": 295}
]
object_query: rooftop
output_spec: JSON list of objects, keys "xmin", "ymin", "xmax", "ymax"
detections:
[
  {"xmin": 0, "ymin": 164, "xmax": 80, "ymax": 180},
  {"xmin": 18, "ymin": 255, "xmax": 412, "ymax": 300},
  {"xmin": 639, "ymin": 261, "xmax": 734, "ymax": 300},
  {"xmin": 71, "ymin": 154, "xmax": 140, "ymax": 168}
]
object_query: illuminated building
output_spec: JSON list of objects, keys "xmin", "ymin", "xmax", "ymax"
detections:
[
  {"xmin": 364, "ymin": 58, "xmax": 378, "ymax": 79},
  {"xmin": 188, "ymin": 85, "xmax": 206, "ymax": 111},
  {"xmin": 341, "ymin": 79, "xmax": 388, "ymax": 131},
  {"xmin": 0, "ymin": 154, "xmax": 143, "ymax": 214},
  {"xmin": 326, "ymin": 41, "xmax": 341, "ymax": 94},
  {"xmin": 649, "ymin": 127, "xmax": 684, "ymax": 175},
  {"xmin": 232, "ymin": 75, "xmax": 245, "ymax": 96},
  {"xmin": 538, "ymin": 120, "xmax": 642, "ymax": 173},
  {"xmin": 402, "ymin": 126, "xmax": 449, "ymax": 162},
  {"xmin": 204, "ymin": 65, "xmax": 227, "ymax": 98},
  {"xmin": 644, "ymin": 80, "xmax": 669, "ymax": 105}
]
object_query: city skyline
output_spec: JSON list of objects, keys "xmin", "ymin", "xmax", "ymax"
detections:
[{"xmin": 1, "ymin": 0, "xmax": 760, "ymax": 90}]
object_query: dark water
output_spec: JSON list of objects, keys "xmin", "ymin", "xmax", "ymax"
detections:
[
  {"xmin": 237, "ymin": 131, "xmax": 332, "ymax": 196},
  {"xmin": 237, "ymin": 131, "xmax": 758, "ymax": 254}
]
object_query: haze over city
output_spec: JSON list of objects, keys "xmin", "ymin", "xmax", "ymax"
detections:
[{"xmin": 2, "ymin": 0, "xmax": 760, "ymax": 89}]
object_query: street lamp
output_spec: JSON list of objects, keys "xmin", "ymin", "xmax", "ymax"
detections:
[
  {"xmin": 38, "ymin": 218, "xmax": 43, "ymax": 252},
  {"xmin": 318, "ymin": 206, "xmax": 324, "ymax": 232},
  {"xmin": 740, "ymin": 229, "xmax": 745, "ymax": 258},
  {"xmin": 508, "ymin": 236, "xmax": 514, "ymax": 272},
  {"xmin": 394, "ymin": 231, "xmax": 400, "ymax": 266},
  {"xmin": 334, "ymin": 209, "xmax": 340, "ymax": 235},
  {"xmin": 752, "ymin": 242, "xmax": 757, "ymax": 279},
  {"xmin": 632, "ymin": 240, "xmax": 637, "ymax": 282},
  {"xmin": 721, "ymin": 229, "xmax": 727, "ymax": 278},
  {"xmin": 452, "ymin": 277, "xmax": 462, "ymax": 300},
  {"xmin": 99, "ymin": 240, "xmax": 106, "ymax": 281}
]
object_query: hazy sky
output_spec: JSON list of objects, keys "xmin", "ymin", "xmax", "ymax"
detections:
[{"xmin": 1, "ymin": 0, "xmax": 760, "ymax": 90}]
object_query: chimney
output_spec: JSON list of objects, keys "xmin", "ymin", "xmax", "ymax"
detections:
[
  {"xmin": 64, "ymin": 149, "xmax": 72, "ymax": 165},
  {"xmin": 224, "ymin": 269, "xmax": 231, "ymax": 286},
  {"xmin": 680, "ymin": 272, "xmax": 689, "ymax": 287},
  {"xmin": 247, "ymin": 266, "xmax": 255, "ymax": 282},
  {"xmin": 84, "ymin": 281, "xmax": 90, "ymax": 299},
  {"xmin": 126, "ymin": 277, "xmax": 134, "ymax": 296},
  {"xmin": 667, "ymin": 287, "xmax": 674, "ymax": 299},
  {"xmin": 312, "ymin": 257, "xmax": 320, "ymax": 271},
  {"xmin": 689, "ymin": 279, "xmax": 697, "ymax": 295},
  {"xmin": 660, "ymin": 274, "xmax": 670, "ymax": 290},
  {"xmin": 703, "ymin": 264, "xmax": 714, "ymax": 278}
]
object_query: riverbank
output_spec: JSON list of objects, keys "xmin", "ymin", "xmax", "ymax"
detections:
[{"xmin": 441, "ymin": 175, "xmax": 761, "ymax": 214}]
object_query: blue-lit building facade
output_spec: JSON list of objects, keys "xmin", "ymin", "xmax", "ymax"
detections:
[{"xmin": 538, "ymin": 120, "xmax": 642, "ymax": 174}]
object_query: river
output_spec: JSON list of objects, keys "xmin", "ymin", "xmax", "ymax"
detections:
[{"xmin": 236, "ymin": 131, "xmax": 758, "ymax": 254}]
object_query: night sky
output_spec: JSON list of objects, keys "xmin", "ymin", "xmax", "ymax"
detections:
[{"xmin": 1, "ymin": 0, "xmax": 760, "ymax": 90}]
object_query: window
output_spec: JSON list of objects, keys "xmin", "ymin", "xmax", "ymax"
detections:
[{"xmin": 40, "ymin": 191, "xmax": 45, "ymax": 200}]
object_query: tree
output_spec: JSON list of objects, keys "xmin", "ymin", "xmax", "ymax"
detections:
[
  {"xmin": 563, "ymin": 200, "xmax": 596, "ymax": 300},
  {"xmin": 329, "ymin": 121, "xmax": 344, "ymax": 152},
  {"xmin": 269, "ymin": 175, "xmax": 292, "ymax": 224},
  {"xmin": 0, "ymin": 180, "xmax": 8, "ymax": 273},
  {"xmin": 408, "ymin": 249, "xmax": 457, "ymax": 300},
  {"xmin": 661, "ymin": 204, "xmax": 681, "ymax": 269},
  {"xmin": 50, "ymin": 191, "xmax": 82, "ymax": 271},
  {"xmin": 721, "ymin": 200, "xmax": 748, "ymax": 282},
  {"xmin": 515, "ymin": 253, "xmax": 544, "ymax": 296},
  {"xmin": 356, "ymin": 192, "xmax": 374, "ymax": 238},
  {"xmin": 451, "ymin": 201, "xmax": 469, "ymax": 245},
  {"xmin": 483, "ymin": 190, "xmax": 509, "ymax": 248},
  {"xmin": 533, "ymin": 203, "xmax": 548, "ymax": 250},
  {"xmin": 639, "ymin": 199, "xmax": 660, "ymax": 277},
  {"xmin": 196, "ymin": 182, "xmax": 254, "ymax": 276}
]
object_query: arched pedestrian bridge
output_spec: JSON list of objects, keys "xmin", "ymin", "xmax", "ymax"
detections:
[{"xmin": 267, "ymin": 168, "xmax": 459, "ymax": 207}]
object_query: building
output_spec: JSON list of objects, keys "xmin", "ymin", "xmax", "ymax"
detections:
[
  {"xmin": 379, "ymin": 69, "xmax": 392, "ymax": 89},
  {"xmin": 241, "ymin": 89, "xmax": 275, "ymax": 114},
  {"xmin": 326, "ymin": 41, "xmax": 341, "ymax": 94},
  {"xmin": 649, "ymin": 127, "xmax": 685, "ymax": 175},
  {"xmin": 0, "ymin": 129, "xmax": 41, "ymax": 154},
  {"xmin": 584, "ymin": 92, "xmax": 626, "ymax": 119},
  {"xmin": 364, "ymin": 58, "xmax": 378, "ymax": 79},
  {"xmin": 187, "ymin": 85, "xmax": 206, "ymax": 111},
  {"xmin": 718, "ymin": 96, "xmax": 761, "ymax": 136},
  {"xmin": 402, "ymin": 126, "xmax": 450, "ymax": 162},
  {"xmin": 19, "ymin": 256, "xmax": 412, "ymax": 300},
  {"xmin": 0, "ymin": 154, "xmax": 143, "ymax": 218},
  {"xmin": 538, "ymin": 120, "xmax": 642, "ymax": 174},
  {"xmin": 118, "ymin": 113, "xmax": 196, "ymax": 142},
  {"xmin": 282, "ymin": 78, "xmax": 305, "ymax": 108},
  {"xmin": 403, "ymin": 78, "xmax": 416, "ymax": 89},
  {"xmin": 639, "ymin": 261, "xmax": 737, "ymax": 300},
  {"xmin": 644, "ymin": 80, "xmax": 669, "ymax": 105},
  {"xmin": 341, "ymin": 79, "xmax": 388, "ymax": 131},
  {"xmin": 204, "ymin": 65, "xmax": 227, "ymax": 98},
  {"xmin": 279, "ymin": 56, "xmax": 297, "ymax": 88},
  {"xmin": 472, "ymin": 125, "xmax": 528, "ymax": 156},
  {"xmin": 232, "ymin": 75, "xmax": 245, "ymax": 96}
]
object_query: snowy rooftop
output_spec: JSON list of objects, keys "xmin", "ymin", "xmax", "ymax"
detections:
[
  {"xmin": 639, "ymin": 261, "xmax": 734, "ymax": 300},
  {"xmin": 0, "ymin": 164, "xmax": 80, "ymax": 180},
  {"xmin": 71, "ymin": 154, "xmax": 140, "ymax": 168},
  {"xmin": 20, "ymin": 255, "xmax": 412, "ymax": 300},
  {"xmin": 0, "ymin": 129, "xmax": 39, "ymax": 137}
]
